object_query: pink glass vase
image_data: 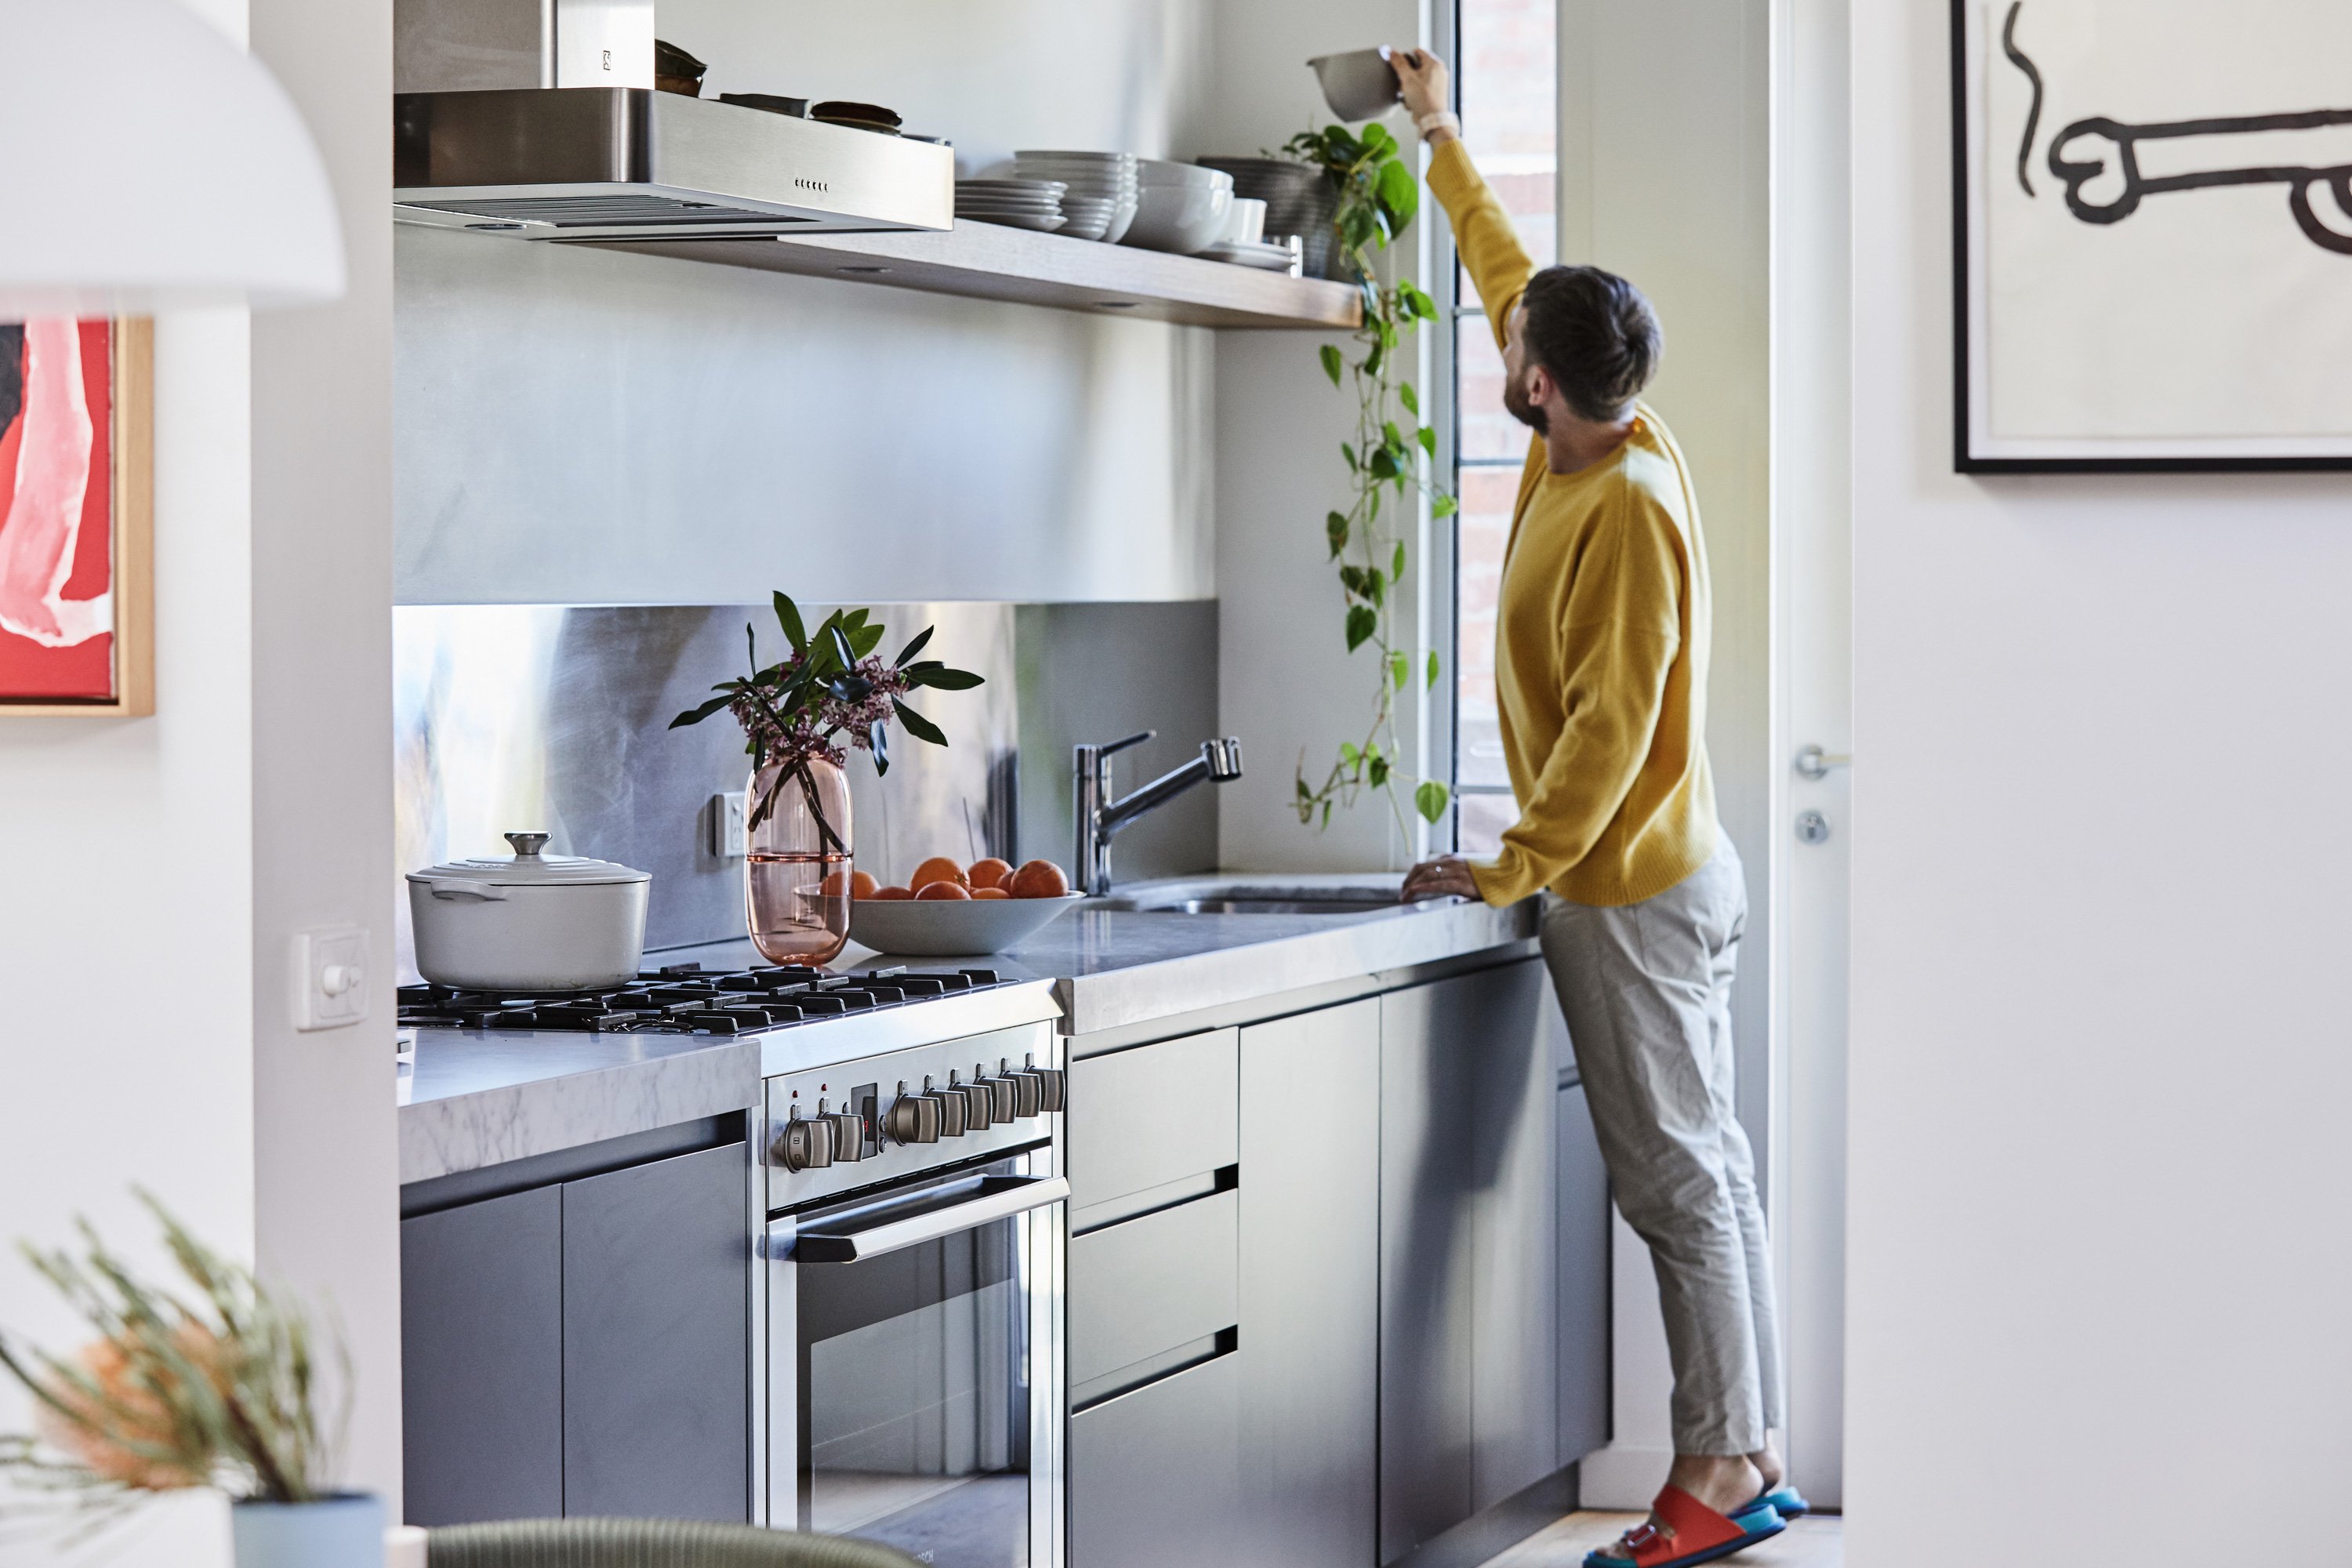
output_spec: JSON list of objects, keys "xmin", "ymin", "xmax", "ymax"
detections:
[{"xmin": 744, "ymin": 756, "xmax": 851, "ymax": 965}]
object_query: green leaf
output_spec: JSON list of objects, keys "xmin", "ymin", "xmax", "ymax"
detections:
[
  {"xmin": 773, "ymin": 593, "xmax": 808, "ymax": 654},
  {"xmin": 669, "ymin": 692, "xmax": 736, "ymax": 729},
  {"xmin": 1377, "ymin": 160, "xmax": 1419, "ymax": 227},
  {"xmin": 1399, "ymin": 382, "xmax": 1420, "ymax": 417},
  {"xmin": 826, "ymin": 622, "xmax": 858, "ymax": 673},
  {"xmin": 892, "ymin": 698, "xmax": 948, "ymax": 746},
  {"xmin": 1327, "ymin": 510, "xmax": 1350, "ymax": 557},
  {"xmin": 893, "ymin": 625, "xmax": 934, "ymax": 667},
  {"xmin": 1368, "ymin": 448, "xmax": 1398, "ymax": 481},
  {"xmin": 1427, "ymin": 650, "xmax": 1442, "ymax": 689},
  {"xmin": 1341, "ymin": 441, "xmax": 1358, "ymax": 471},
  {"xmin": 1320, "ymin": 343, "xmax": 1344, "ymax": 387},
  {"xmin": 1383, "ymin": 420, "xmax": 1405, "ymax": 453},
  {"xmin": 1321, "ymin": 800, "xmax": 1334, "ymax": 829},
  {"xmin": 1345, "ymin": 604, "xmax": 1377, "ymax": 651},
  {"xmin": 1432, "ymin": 493, "xmax": 1459, "ymax": 517},
  {"xmin": 1339, "ymin": 564, "xmax": 1368, "ymax": 599},
  {"xmin": 1367, "ymin": 753, "xmax": 1391, "ymax": 787},
  {"xmin": 1340, "ymin": 742, "xmax": 1360, "ymax": 766},
  {"xmin": 1415, "ymin": 780, "xmax": 1451, "ymax": 823},
  {"xmin": 907, "ymin": 663, "xmax": 985, "ymax": 691},
  {"xmin": 1419, "ymin": 426, "xmax": 1438, "ymax": 458},
  {"xmin": 1367, "ymin": 486, "xmax": 1381, "ymax": 523},
  {"xmin": 1366, "ymin": 567, "xmax": 1386, "ymax": 608},
  {"xmin": 1392, "ymin": 539, "xmax": 1407, "ymax": 580},
  {"xmin": 848, "ymin": 620, "xmax": 886, "ymax": 659},
  {"xmin": 1361, "ymin": 122, "xmax": 1396, "ymax": 156},
  {"xmin": 1389, "ymin": 651, "xmax": 1410, "ymax": 691},
  {"xmin": 1363, "ymin": 341, "xmax": 1385, "ymax": 379},
  {"xmin": 870, "ymin": 720, "xmax": 891, "ymax": 776}
]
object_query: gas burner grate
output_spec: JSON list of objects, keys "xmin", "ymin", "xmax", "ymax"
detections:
[{"xmin": 396, "ymin": 965, "xmax": 1004, "ymax": 1035}]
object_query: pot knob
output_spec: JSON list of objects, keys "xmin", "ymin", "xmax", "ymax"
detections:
[
  {"xmin": 982, "ymin": 1067, "xmax": 1020, "ymax": 1124},
  {"xmin": 1024, "ymin": 1054, "xmax": 1066, "ymax": 1114},
  {"xmin": 828, "ymin": 1102, "xmax": 869, "ymax": 1162},
  {"xmin": 773, "ymin": 1109, "xmax": 833, "ymax": 1172},
  {"xmin": 885, "ymin": 1082, "xmax": 940, "ymax": 1145},
  {"xmin": 1001, "ymin": 1059, "xmax": 1044, "ymax": 1120},
  {"xmin": 504, "ymin": 831, "xmax": 550, "ymax": 858}
]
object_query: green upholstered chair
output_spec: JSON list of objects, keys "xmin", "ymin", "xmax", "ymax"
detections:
[{"xmin": 425, "ymin": 1519, "xmax": 920, "ymax": 1568}]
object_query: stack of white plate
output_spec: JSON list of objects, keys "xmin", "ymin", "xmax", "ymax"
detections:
[
  {"xmin": 955, "ymin": 178, "xmax": 1067, "ymax": 232},
  {"xmin": 1123, "ymin": 160, "xmax": 1236, "ymax": 255},
  {"xmin": 1010, "ymin": 151, "xmax": 1140, "ymax": 243}
]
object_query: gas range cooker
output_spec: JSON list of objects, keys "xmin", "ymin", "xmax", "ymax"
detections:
[{"xmin": 396, "ymin": 963, "xmax": 1009, "ymax": 1037}]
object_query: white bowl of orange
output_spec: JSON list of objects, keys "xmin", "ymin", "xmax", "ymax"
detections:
[{"xmin": 847, "ymin": 856, "xmax": 1083, "ymax": 956}]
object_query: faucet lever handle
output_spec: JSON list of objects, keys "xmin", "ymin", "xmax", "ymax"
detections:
[
  {"xmin": 1202, "ymin": 737, "xmax": 1243, "ymax": 780},
  {"xmin": 1094, "ymin": 730, "xmax": 1156, "ymax": 759}
]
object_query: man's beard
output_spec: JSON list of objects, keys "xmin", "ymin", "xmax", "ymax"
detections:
[{"xmin": 1503, "ymin": 373, "xmax": 1548, "ymax": 436}]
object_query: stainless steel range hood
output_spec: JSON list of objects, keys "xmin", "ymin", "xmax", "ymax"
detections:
[{"xmin": 394, "ymin": 89, "xmax": 953, "ymax": 241}]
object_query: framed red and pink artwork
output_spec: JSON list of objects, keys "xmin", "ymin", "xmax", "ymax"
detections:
[{"xmin": 0, "ymin": 318, "xmax": 153, "ymax": 715}]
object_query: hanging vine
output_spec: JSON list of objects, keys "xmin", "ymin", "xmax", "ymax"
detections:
[{"xmin": 1283, "ymin": 121, "xmax": 1458, "ymax": 834}]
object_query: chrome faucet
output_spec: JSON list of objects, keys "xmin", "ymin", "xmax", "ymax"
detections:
[{"xmin": 1073, "ymin": 731, "xmax": 1244, "ymax": 895}]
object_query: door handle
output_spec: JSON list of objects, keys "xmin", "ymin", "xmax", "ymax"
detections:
[
  {"xmin": 786, "ymin": 1174, "xmax": 1069, "ymax": 1264},
  {"xmin": 1794, "ymin": 744, "xmax": 1852, "ymax": 782}
]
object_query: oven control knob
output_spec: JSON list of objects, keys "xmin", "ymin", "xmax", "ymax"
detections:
[
  {"xmin": 950, "ymin": 1070, "xmax": 994, "ymax": 1132},
  {"xmin": 1001, "ymin": 1060, "xmax": 1044, "ymax": 1119},
  {"xmin": 1024, "ymin": 1055, "xmax": 1066, "ymax": 1114},
  {"xmin": 829, "ymin": 1106, "xmax": 868, "ymax": 1161},
  {"xmin": 886, "ymin": 1082, "xmax": 940, "ymax": 1145},
  {"xmin": 774, "ymin": 1110, "xmax": 833, "ymax": 1172},
  {"xmin": 981, "ymin": 1067, "xmax": 1020, "ymax": 1124},
  {"xmin": 924, "ymin": 1075, "xmax": 968, "ymax": 1139}
]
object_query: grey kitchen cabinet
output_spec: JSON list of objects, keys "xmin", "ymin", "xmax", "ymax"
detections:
[
  {"xmin": 401, "ymin": 1139, "xmax": 750, "ymax": 1526},
  {"xmin": 1379, "ymin": 961, "xmax": 1556, "ymax": 1563},
  {"xmin": 402, "ymin": 1185, "xmax": 565, "ymax": 1526},
  {"xmin": 1067, "ymin": 1189, "xmax": 1238, "ymax": 1388},
  {"xmin": 1069, "ymin": 1352, "xmax": 1240, "ymax": 1568},
  {"xmin": 560, "ymin": 1142, "xmax": 750, "ymax": 1520},
  {"xmin": 1236, "ymin": 999, "xmax": 1380, "ymax": 1568},
  {"xmin": 1558, "ymin": 1081, "xmax": 1612, "ymax": 1463},
  {"xmin": 1065, "ymin": 1027, "xmax": 1236, "ymax": 1221}
]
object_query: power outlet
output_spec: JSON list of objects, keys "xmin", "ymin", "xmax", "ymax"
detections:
[
  {"xmin": 294, "ymin": 926, "xmax": 369, "ymax": 1032},
  {"xmin": 712, "ymin": 791, "xmax": 749, "ymax": 859}
]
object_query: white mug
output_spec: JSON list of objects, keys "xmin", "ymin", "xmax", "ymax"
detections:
[{"xmin": 1221, "ymin": 197, "xmax": 1268, "ymax": 246}]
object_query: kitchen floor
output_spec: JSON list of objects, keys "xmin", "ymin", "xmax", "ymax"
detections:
[{"xmin": 1476, "ymin": 1512, "xmax": 1843, "ymax": 1567}]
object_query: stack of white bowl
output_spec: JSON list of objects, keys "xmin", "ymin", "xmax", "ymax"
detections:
[
  {"xmin": 1009, "ymin": 151, "xmax": 1138, "ymax": 243},
  {"xmin": 954, "ymin": 178, "xmax": 1068, "ymax": 231},
  {"xmin": 1122, "ymin": 160, "xmax": 1236, "ymax": 255}
]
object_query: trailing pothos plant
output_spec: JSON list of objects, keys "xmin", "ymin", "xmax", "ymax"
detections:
[
  {"xmin": 1283, "ymin": 120, "xmax": 1457, "ymax": 836},
  {"xmin": 669, "ymin": 594, "xmax": 983, "ymax": 845}
]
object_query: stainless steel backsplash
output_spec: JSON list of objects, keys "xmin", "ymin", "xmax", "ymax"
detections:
[{"xmin": 394, "ymin": 601, "xmax": 1215, "ymax": 980}]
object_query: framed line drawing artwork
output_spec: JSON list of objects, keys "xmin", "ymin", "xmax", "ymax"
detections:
[
  {"xmin": 1955, "ymin": 0, "xmax": 2352, "ymax": 471},
  {"xmin": 0, "ymin": 318, "xmax": 153, "ymax": 713}
]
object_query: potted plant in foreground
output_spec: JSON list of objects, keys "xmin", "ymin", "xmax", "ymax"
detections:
[
  {"xmin": 0, "ymin": 1193, "xmax": 375, "ymax": 1566},
  {"xmin": 671, "ymin": 594, "xmax": 983, "ymax": 965}
]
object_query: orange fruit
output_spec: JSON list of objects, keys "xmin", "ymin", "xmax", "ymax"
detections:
[
  {"xmin": 916, "ymin": 880, "xmax": 971, "ymax": 900},
  {"xmin": 971, "ymin": 887, "xmax": 1011, "ymax": 900},
  {"xmin": 1009, "ymin": 858, "xmax": 1070, "ymax": 898},
  {"xmin": 871, "ymin": 885, "xmax": 915, "ymax": 901},
  {"xmin": 822, "ymin": 869, "xmax": 880, "ymax": 898},
  {"xmin": 910, "ymin": 856, "xmax": 969, "ymax": 891},
  {"xmin": 967, "ymin": 857, "xmax": 1014, "ymax": 891}
]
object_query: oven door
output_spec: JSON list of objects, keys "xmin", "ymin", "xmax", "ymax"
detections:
[{"xmin": 768, "ymin": 1155, "xmax": 1066, "ymax": 1568}]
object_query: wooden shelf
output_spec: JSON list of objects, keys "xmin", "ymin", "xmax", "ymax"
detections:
[{"xmin": 574, "ymin": 220, "xmax": 1363, "ymax": 331}]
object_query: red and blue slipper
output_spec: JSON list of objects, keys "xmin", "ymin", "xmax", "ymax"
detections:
[
  {"xmin": 1750, "ymin": 1483, "xmax": 1809, "ymax": 1519},
  {"xmin": 1581, "ymin": 1486, "xmax": 1786, "ymax": 1568}
]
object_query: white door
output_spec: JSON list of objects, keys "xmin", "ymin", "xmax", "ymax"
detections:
[{"xmin": 1770, "ymin": 0, "xmax": 1853, "ymax": 1510}]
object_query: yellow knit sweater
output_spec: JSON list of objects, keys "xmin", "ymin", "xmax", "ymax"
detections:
[{"xmin": 1429, "ymin": 140, "xmax": 1718, "ymax": 909}]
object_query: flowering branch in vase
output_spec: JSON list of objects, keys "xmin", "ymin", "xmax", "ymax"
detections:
[{"xmin": 669, "ymin": 594, "xmax": 985, "ymax": 845}]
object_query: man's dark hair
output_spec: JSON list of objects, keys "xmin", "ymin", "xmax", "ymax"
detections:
[{"xmin": 1518, "ymin": 265, "xmax": 1662, "ymax": 423}]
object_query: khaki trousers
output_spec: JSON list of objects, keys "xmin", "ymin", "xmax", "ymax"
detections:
[{"xmin": 1538, "ymin": 836, "xmax": 1782, "ymax": 1455}]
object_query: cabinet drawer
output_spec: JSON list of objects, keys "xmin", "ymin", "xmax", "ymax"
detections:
[
  {"xmin": 1068, "ymin": 1190, "xmax": 1237, "ymax": 1388},
  {"xmin": 1069, "ymin": 1350, "xmax": 1240, "ymax": 1568},
  {"xmin": 1067, "ymin": 1028, "xmax": 1237, "ymax": 1211}
]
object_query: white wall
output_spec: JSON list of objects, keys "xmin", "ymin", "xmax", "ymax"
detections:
[
  {"xmin": 394, "ymin": 0, "xmax": 1220, "ymax": 609},
  {"xmin": 0, "ymin": 0, "xmax": 399, "ymax": 1558},
  {"xmin": 1844, "ymin": 2, "xmax": 2352, "ymax": 1561}
]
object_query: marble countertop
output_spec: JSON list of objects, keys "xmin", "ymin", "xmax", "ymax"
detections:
[{"xmin": 400, "ymin": 879, "xmax": 1535, "ymax": 1184}]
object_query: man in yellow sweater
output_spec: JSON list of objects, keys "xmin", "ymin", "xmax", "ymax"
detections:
[{"xmin": 1394, "ymin": 49, "xmax": 1800, "ymax": 1568}]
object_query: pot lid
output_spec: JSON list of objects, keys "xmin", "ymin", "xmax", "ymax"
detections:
[{"xmin": 407, "ymin": 831, "xmax": 651, "ymax": 887}]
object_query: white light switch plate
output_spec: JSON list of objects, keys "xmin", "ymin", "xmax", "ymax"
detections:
[
  {"xmin": 713, "ymin": 791, "xmax": 748, "ymax": 859},
  {"xmin": 294, "ymin": 926, "xmax": 369, "ymax": 1032}
]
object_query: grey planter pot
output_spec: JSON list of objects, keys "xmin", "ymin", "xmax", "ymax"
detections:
[{"xmin": 231, "ymin": 1495, "xmax": 386, "ymax": 1568}]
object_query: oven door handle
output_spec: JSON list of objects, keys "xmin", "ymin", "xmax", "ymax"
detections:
[{"xmin": 786, "ymin": 1174, "xmax": 1069, "ymax": 1264}]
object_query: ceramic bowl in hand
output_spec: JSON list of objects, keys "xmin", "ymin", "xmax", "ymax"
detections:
[
  {"xmin": 849, "ymin": 893, "xmax": 1084, "ymax": 956},
  {"xmin": 1308, "ymin": 47, "xmax": 1402, "ymax": 122}
]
